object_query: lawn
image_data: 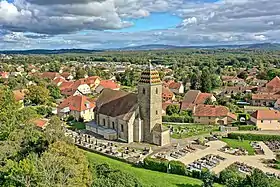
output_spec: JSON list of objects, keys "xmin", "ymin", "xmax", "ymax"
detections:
[
  {"xmin": 165, "ymin": 124, "xmax": 219, "ymax": 139},
  {"xmin": 68, "ymin": 121, "xmax": 86, "ymax": 130},
  {"xmin": 86, "ymin": 151, "xmax": 223, "ymax": 187},
  {"xmin": 221, "ymin": 138, "xmax": 255, "ymax": 155}
]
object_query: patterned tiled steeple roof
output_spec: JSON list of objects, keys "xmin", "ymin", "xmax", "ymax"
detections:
[{"xmin": 139, "ymin": 63, "xmax": 161, "ymax": 84}]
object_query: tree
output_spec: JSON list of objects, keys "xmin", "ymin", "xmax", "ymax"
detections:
[
  {"xmin": 38, "ymin": 141, "xmax": 92, "ymax": 187},
  {"xmin": 243, "ymin": 168, "xmax": 270, "ymax": 187},
  {"xmin": 166, "ymin": 105, "xmax": 180, "ymax": 116},
  {"xmin": 201, "ymin": 168, "xmax": 214, "ymax": 187},
  {"xmin": 25, "ymin": 85, "xmax": 50, "ymax": 105},
  {"xmin": 47, "ymin": 84, "xmax": 62, "ymax": 100},
  {"xmin": 44, "ymin": 116, "xmax": 69, "ymax": 144},
  {"xmin": 190, "ymin": 73, "xmax": 200, "ymax": 90},
  {"xmin": 76, "ymin": 68, "xmax": 87, "ymax": 79},
  {"xmin": 92, "ymin": 163, "xmax": 142, "ymax": 187},
  {"xmin": 201, "ymin": 68, "xmax": 212, "ymax": 93}
]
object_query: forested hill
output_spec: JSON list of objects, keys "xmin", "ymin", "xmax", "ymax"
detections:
[{"xmin": 1, "ymin": 43, "xmax": 280, "ymax": 54}]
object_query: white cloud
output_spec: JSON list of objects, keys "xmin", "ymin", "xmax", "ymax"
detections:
[{"xmin": 0, "ymin": 0, "xmax": 280, "ymax": 49}]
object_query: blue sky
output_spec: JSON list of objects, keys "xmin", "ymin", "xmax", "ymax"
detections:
[{"xmin": 0, "ymin": 0, "xmax": 279, "ymax": 49}]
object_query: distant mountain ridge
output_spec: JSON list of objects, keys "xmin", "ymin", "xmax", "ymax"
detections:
[{"xmin": 1, "ymin": 43, "xmax": 280, "ymax": 54}]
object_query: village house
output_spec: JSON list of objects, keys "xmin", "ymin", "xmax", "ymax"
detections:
[
  {"xmin": 95, "ymin": 80, "xmax": 120, "ymax": 93},
  {"xmin": 60, "ymin": 79, "xmax": 91, "ymax": 96},
  {"xmin": 57, "ymin": 95, "xmax": 95, "ymax": 122},
  {"xmin": 181, "ymin": 90, "xmax": 216, "ymax": 111},
  {"xmin": 251, "ymin": 93, "xmax": 280, "ymax": 107},
  {"xmin": 86, "ymin": 66, "xmax": 170, "ymax": 146},
  {"xmin": 163, "ymin": 80, "xmax": 184, "ymax": 94},
  {"xmin": 162, "ymin": 86, "xmax": 175, "ymax": 102},
  {"xmin": 193, "ymin": 105, "xmax": 237, "ymax": 125},
  {"xmin": 251, "ymin": 110, "xmax": 280, "ymax": 130},
  {"xmin": 84, "ymin": 76, "xmax": 101, "ymax": 90},
  {"xmin": 13, "ymin": 90, "xmax": 25, "ymax": 108},
  {"xmin": 42, "ymin": 72, "xmax": 63, "ymax": 80},
  {"xmin": 32, "ymin": 119, "xmax": 49, "ymax": 129},
  {"xmin": 0, "ymin": 72, "xmax": 9, "ymax": 79},
  {"xmin": 52, "ymin": 77, "xmax": 66, "ymax": 86},
  {"xmin": 257, "ymin": 76, "xmax": 280, "ymax": 93},
  {"xmin": 61, "ymin": 72, "xmax": 74, "ymax": 80},
  {"xmin": 221, "ymin": 76, "xmax": 246, "ymax": 86},
  {"xmin": 220, "ymin": 86, "xmax": 256, "ymax": 97}
]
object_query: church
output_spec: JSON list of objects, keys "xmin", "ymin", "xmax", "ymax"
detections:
[{"xmin": 86, "ymin": 65, "xmax": 170, "ymax": 146}]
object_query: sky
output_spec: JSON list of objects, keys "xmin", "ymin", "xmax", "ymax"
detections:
[{"xmin": 0, "ymin": 0, "xmax": 279, "ymax": 50}]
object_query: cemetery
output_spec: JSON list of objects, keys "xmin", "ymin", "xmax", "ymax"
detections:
[
  {"xmin": 265, "ymin": 141, "xmax": 280, "ymax": 152},
  {"xmin": 187, "ymin": 154, "xmax": 226, "ymax": 172},
  {"xmin": 65, "ymin": 129, "xmax": 151, "ymax": 164}
]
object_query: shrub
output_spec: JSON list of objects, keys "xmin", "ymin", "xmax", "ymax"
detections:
[
  {"xmin": 67, "ymin": 115, "xmax": 75, "ymax": 122},
  {"xmin": 78, "ymin": 117, "xmax": 84, "ymax": 123},
  {"xmin": 143, "ymin": 157, "xmax": 168, "ymax": 172},
  {"xmin": 238, "ymin": 125, "xmax": 256, "ymax": 131},
  {"xmin": 228, "ymin": 133, "xmax": 280, "ymax": 141},
  {"xmin": 162, "ymin": 116, "xmax": 193, "ymax": 123},
  {"xmin": 168, "ymin": 160, "xmax": 186, "ymax": 175},
  {"xmin": 35, "ymin": 106, "xmax": 53, "ymax": 116}
]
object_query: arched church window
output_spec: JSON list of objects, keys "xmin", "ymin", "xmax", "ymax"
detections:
[
  {"xmin": 156, "ymin": 110, "xmax": 158, "ymax": 115},
  {"xmin": 143, "ymin": 88, "xmax": 145, "ymax": 95},
  {"xmin": 156, "ymin": 88, "xmax": 158, "ymax": 94}
]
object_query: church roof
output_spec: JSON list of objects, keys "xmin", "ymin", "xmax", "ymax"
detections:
[
  {"xmin": 139, "ymin": 64, "xmax": 161, "ymax": 84},
  {"xmin": 95, "ymin": 89, "xmax": 138, "ymax": 121}
]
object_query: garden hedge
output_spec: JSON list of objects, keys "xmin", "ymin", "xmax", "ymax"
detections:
[
  {"xmin": 228, "ymin": 133, "xmax": 280, "ymax": 141},
  {"xmin": 169, "ymin": 160, "xmax": 187, "ymax": 175},
  {"xmin": 143, "ymin": 157, "xmax": 169, "ymax": 172},
  {"xmin": 162, "ymin": 116, "xmax": 193, "ymax": 123},
  {"xmin": 238, "ymin": 125, "xmax": 257, "ymax": 131}
]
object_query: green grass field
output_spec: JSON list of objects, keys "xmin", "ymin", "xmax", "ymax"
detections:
[
  {"xmin": 221, "ymin": 138, "xmax": 255, "ymax": 155},
  {"xmin": 86, "ymin": 151, "xmax": 223, "ymax": 187},
  {"xmin": 68, "ymin": 121, "xmax": 86, "ymax": 130},
  {"xmin": 165, "ymin": 124, "xmax": 219, "ymax": 139}
]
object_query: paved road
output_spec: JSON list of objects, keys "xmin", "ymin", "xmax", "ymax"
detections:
[{"xmin": 178, "ymin": 140, "xmax": 280, "ymax": 175}]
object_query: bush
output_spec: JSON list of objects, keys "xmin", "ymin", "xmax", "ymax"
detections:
[
  {"xmin": 35, "ymin": 106, "xmax": 53, "ymax": 116},
  {"xmin": 67, "ymin": 115, "xmax": 75, "ymax": 122},
  {"xmin": 238, "ymin": 125, "xmax": 256, "ymax": 131},
  {"xmin": 78, "ymin": 117, "xmax": 84, "ymax": 123},
  {"xmin": 143, "ymin": 157, "xmax": 168, "ymax": 172},
  {"xmin": 169, "ymin": 160, "xmax": 186, "ymax": 175},
  {"xmin": 228, "ymin": 133, "xmax": 280, "ymax": 141},
  {"xmin": 162, "ymin": 115, "xmax": 193, "ymax": 123}
]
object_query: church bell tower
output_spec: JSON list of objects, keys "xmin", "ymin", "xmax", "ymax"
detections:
[{"xmin": 138, "ymin": 63, "xmax": 162, "ymax": 144}]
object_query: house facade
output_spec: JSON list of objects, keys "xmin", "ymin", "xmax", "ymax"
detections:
[
  {"xmin": 193, "ymin": 105, "xmax": 237, "ymax": 125},
  {"xmin": 57, "ymin": 95, "xmax": 95, "ymax": 122},
  {"xmin": 251, "ymin": 110, "xmax": 280, "ymax": 130}
]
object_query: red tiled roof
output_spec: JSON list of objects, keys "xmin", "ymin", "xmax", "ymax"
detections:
[
  {"xmin": 169, "ymin": 82, "xmax": 182, "ymax": 90},
  {"xmin": 59, "ymin": 81, "xmax": 74, "ymax": 91},
  {"xmin": 251, "ymin": 110, "xmax": 280, "ymax": 120},
  {"xmin": 42, "ymin": 72, "xmax": 62, "ymax": 80},
  {"xmin": 252, "ymin": 93, "xmax": 280, "ymax": 100},
  {"xmin": 13, "ymin": 90, "xmax": 25, "ymax": 101},
  {"xmin": 193, "ymin": 105, "xmax": 229, "ymax": 117},
  {"xmin": 162, "ymin": 86, "xmax": 174, "ymax": 98},
  {"xmin": 58, "ymin": 95, "xmax": 95, "ymax": 112},
  {"xmin": 227, "ymin": 112, "xmax": 237, "ymax": 120},
  {"xmin": 266, "ymin": 76, "xmax": 280, "ymax": 89},
  {"xmin": 99, "ymin": 80, "xmax": 120, "ymax": 89},
  {"xmin": 53, "ymin": 77, "xmax": 66, "ymax": 85},
  {"xmin": 60, "ymin": 72, "xmax": 71, "ymax": 78},
  {"xmin": 85, "ymin": 76, "xmax": 100, "ymax": 85},
  {"xmin": 32, "ymin": 119, "xmax": 48, "ymax": 128},
  {"xmin": 195, "ymin": 93, "xmax": 213, "ymax": 104}
]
